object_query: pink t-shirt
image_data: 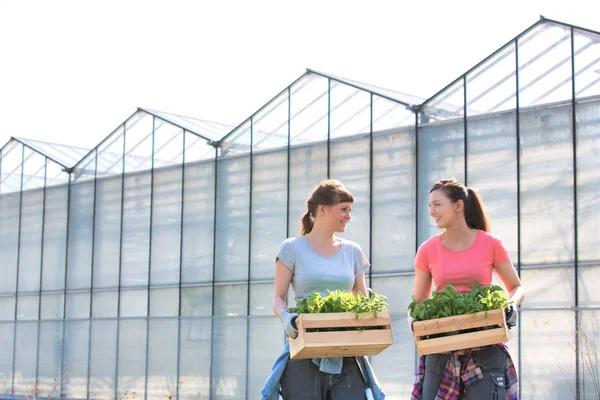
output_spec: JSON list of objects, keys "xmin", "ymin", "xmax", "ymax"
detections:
[{"xmin": 415, "ymin": 230, "xmax": 511, "ymax": 293}]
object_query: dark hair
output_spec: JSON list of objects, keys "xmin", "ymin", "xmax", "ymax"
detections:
[
  {"xmin": 301, "ymin": 179, "xmax": 354, "ymax": 235},
  {"xmin": 429, "ymin": 179, "xmax": 490, "ymax": 232}
]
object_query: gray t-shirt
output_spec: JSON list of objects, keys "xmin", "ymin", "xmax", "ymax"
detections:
[{"xmin": 276, "ymin": 236, "xmax": 370, "ymax": 301}]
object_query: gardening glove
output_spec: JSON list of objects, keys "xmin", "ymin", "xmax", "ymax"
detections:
[
  {"xmin": 505, "ymin": 304, "xmax": 518, "ymax": 329},
  {"xmin": 406, "ymin": 313, "xmax": 415, "ymax": 332},
  {"xmin": 280, "ymin": 310, "xmax": 299, "ymax": 339}
]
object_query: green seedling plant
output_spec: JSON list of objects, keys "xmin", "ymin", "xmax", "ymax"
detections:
[
  {"xmin": 407, "ymin": 283, "xmax": 512, "ymax": 322},
  {"xmin": 289, "ymin": 288, "xmax": 389, "ymax": 318}
]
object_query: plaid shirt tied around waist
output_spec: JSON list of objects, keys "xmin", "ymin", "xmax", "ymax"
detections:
[{"xmin": 410, "ymin": 344, "xmax": 518, "ymax": 400}]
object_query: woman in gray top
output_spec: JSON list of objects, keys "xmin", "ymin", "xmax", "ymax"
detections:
[{"xmin": 272, "ymin": 179, "xmax": 373, "ymax": 399}]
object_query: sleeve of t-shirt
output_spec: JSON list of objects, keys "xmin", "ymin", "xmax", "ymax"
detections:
[
  {"xmin": 276, "ymin": 239, "xmax": 295, "ymax": 272},
  {"xmin": 414, "ymin": 242, "xmax": 429, "ymax": 273},
  {"xmin": 492, "ymin": 236, "xmax": 511, "ymax": 267},
  {"xmin": 354, "ymin": 243, "xmax": 370, "ymax": 278}
]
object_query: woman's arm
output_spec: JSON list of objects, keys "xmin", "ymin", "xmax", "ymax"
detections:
[
  {"xmin": 352, "ymin": 272, "xmax": 368, "ymax": 297},
  {"xmin": 413, "ymin": 268, "xmax": 433, "ymax": 304},
  {"xmin": 495, "ymin": 259, "xmax": 525, "ymax": 305},
  {"xmin": 272, "ymin": 259, "xmax": 294, "ymax": 319}
]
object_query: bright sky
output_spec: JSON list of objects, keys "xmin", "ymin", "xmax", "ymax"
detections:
[{"xmin": 0, "ymin": 0, "xmax": 598, "ymax": 151}]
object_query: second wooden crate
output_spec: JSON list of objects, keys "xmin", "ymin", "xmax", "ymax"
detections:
[
  {"xmin": 412, "ymin": 308, "xmax": 509, "ymax": 355},
  {"xmin": 289, "ymin": 311, "xmax": 392, "ymax": 360}
]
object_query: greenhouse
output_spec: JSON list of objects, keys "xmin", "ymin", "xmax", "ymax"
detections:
[{"xmin": 0, "ymin": 16, "xmax": 599, "ymax": 399}]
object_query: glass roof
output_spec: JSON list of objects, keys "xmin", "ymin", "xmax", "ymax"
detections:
[
  {"xmin": 420, "ymin": 18, "xmax": 600, "ymax": 122},
  {"xmin": 140, "ymin": 108, "xmax": 234, "ymax": 142},
  {"xmin": 13, "ymin": 137, "xmax": 89, "ymax": 170}
]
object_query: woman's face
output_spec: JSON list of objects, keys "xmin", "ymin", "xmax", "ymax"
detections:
[
  {"xmin": 428, "ymin": 189, "xmax": 459, "ymax": 229},
  {"xmin": 320, "ymin": 202, "xmax": 353, "ymax": 233}
]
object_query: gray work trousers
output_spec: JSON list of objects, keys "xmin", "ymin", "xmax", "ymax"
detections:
[
  {"xmin": 280, "ymin": 357, "xmax": 367, "ymax": 399},
  {"xmin": 422, "ymin": 346, "xmax": 508, "ymax": 400}
]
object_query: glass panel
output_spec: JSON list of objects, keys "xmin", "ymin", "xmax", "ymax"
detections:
[
  {"xmin": 0, "ymin": 295, "xmax": 15, "ymax": 320},
  {"xmin": 288, "ymin": 144, "xmax": 328, "ymax": 237},
  {"xmin": 578, "ymin": 264, "xmax": 600, "ymax": 308},
  {"xmin": 211, "ymin": 318, "xmax": 247, "ymax": 400},
  {"xmin": 579, "ymin": 310, "xmax": 600, "ymax": 398},
  {"xmin": 121, "ymin": 172, "xmax": 151, "ymax": 287},
  {"xmin": 249, "ymin": 282, "xmax": 274, "ymax": 316},
  {"xmin": 372, "ymin": 95, "xmax": 414, "ymax": 132},
  {"xmin": 41, "ymin": 185, "xmax": 68, "ymax": 292},
  {"xmin": 67, "ymin": 180, "xmax": 94, "ymax": 290},
  {"xmin": 65, "ymin": 292, "xmax": 90, "ymax": 319},
  {"xmin": 220, "ymin": 120, "xmax": 250, "ymax": 158},
  {"xmin": 18, "ymin": 188, "xmax": 44, "ymax": 293},
  {"xmin": 119, "ymin": 289, "xmax": 148, "ymax": 317},
  {"xmin": 73, "ymin": 147, "xmax": 96, "ymax": 182},
  {"xmin": 89, "ymin": 319, "xmax": 117, "ymax": 399},
  {"xmin": 329, "ymin": 81, "xmax": 371, "ymax": 139},
  {"xmin": 152, "ymin": 121, "xmax": 183, "ymax": 169},
  {"xmin": 179, "ymin": 318, "xmax": 211, "ymax": 398},
  {"xmin": 329, "ymin": 137, "xmax": 370, "ymax": 257},
  {"xmin": 124, "ymin": 112, "xmax": 154, "ymax": 173},
  {"xmin": 184, "ymin": 132, "xmax": 215, "ymax": 163},
  {"xmin": 520, "ymin": 267, "xmax": 575, "ymax": 308},
  {"xmin": 466, "ymin": 43, "xmax": 517, "ymax": 115},
  {"xmin": 520, "ymin": 103, "xmax": 574, "ymax": 264},
  {"xmin": 61, "ymin": 320, "xmax": 89, "ymax": 398},
  {"xmin": 93, "ymin": 176, "xmax": 122, "ymax": 289},
  {"xmin": 417, "ymin": 93, "xmax": 465, "ymax": 245},
  {"xmin": 117, "ymin": 319, "xmax": 147, "ymax": 398},
  {"xmin": 146, "ymin": 318, "xmax": 178, "ymax": 399},
  {"xmin": 290, "ymin": 73, "xmax": 329, "ymax": 145},
  {"xmin": 13, "ymin": 321, "xmax": 38, "ymax": 395},
  {"xmin": 521, "ymin": 310, "xmax": 576, "ymax": 398},
  {"xmin": 96, "ymin": 125, "xmax": 124, "ymax": 177},
  {"xmin": 466, "ymin": 111, "xmax": 518, "ymax": 261},
  {"xmin": 252, "ymin": 91, "xmax": 289, "ymax": 152},
  {"xmin": 37, "ymin": 320, "xmax": 63, "ymax": 397},
  {"xmin": 214, "ymin": 284, "xmax": 247, "ymax": 317},
  {"xmin": 21, "ymin": 147, "xmax": 45, "ymax": 191},
  {"xmin": 421, "ymin": 79, "xmax": 465, "ymax": 124},
  {"xmin": 149, "ymin": 287, "xmax": 178, "ymax": 317},
  {"xmin": 0, "ymin": 322, "xmax": 14, "ymax": 393},
  {"xmin": 519, "ymin": 23, "xmax": 573, "ymax": 107},
  {"xmin": 214, "ymin": 156, "xmax": 250, "ymax": 282},
  {"xmin": 372, "ymin": 126, "xmax": 416, "ymax": 272},
  {"xmin": 247, "ymin": 317, "xmax": 283, "ymax": 396},
  {"xmin": 16, "ymin": 294, "xmax": 39, "ymax": 320},
  {"xmin": 181, "ymin": 286, "xmax": 212, "ymax": 317},
  {"xmin": 371, "ymin": 275, "xmax": 414, "ymax": 313},
  {"xmin": 250, "ymin": 150, "xmax": 287, "ymax": 280},
  {"xmin": 150, "ymin": 167, "xmax": 182, "ymax": 286},
  {"xmin": 45, "ymin": 159, "xmax": 69, "ymax": 187},
  {"xmin": 0, "ymin": 141, "xmax": 23, "ymax": 194},
  {"xmin": 40, "ymin": 293, "xmax": 64, "ymax": 319},
  {"xmin": 574, "ymin": 30, "xmax": 600, "ymax": 98},
  {"xmin": 181, "ymin": 160, "xmax": 215, "ymax": 284},
  {"xmin": 575, "ymin": 99, "xmax": 600, "ymax": 262},
  {"xmin": 0, "ymin": 190, "xmax": 20, "ymax": 293},
  {"xmin": 92, "ymin": 290, "xmax": 118, "ymax": 318},
  {"xmin": 370, "ymin": 317, "xmax": 415, "ymax": 399}
]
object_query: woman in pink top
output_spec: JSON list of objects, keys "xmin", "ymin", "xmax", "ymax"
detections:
[{"xmin": 409, "ymin": 179, "xmax": 525, "ymax": 400}]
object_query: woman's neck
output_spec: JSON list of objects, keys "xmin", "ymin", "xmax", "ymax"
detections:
[
  {"xmin": 306, "ymin": 223, "xmax": 336, "ymax": 246},
  {"xmin": 443, "ymin": 219, "xmax": 473, "ymax": 242}
]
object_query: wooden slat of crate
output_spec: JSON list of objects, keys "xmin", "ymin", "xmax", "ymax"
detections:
[
  {"xmin": 290, "ymin": 311, "xmax": 392, "ymax": 360},
  {"xmin": 413, "ymin": 309, "xmax": 509, "ymax": 355}
]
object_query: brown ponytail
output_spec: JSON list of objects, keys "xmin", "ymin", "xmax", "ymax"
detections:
[
  {"xmin": 430, "ymin": 179, "xmax": 490, "ymax": 232},
  {"xmin": 300, "ymin": 179, "xmax": 354, "ymax": 235},
  {"xmin": 301, "ymin": 211, "xmax": 314, "ymax": 235}
]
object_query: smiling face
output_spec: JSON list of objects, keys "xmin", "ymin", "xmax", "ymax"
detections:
[
  {"xmin": 320, "ymin": 201, "xmax": 353, "ymax": 233},
  {"xmin": 428, "ymin": 189, "xmax": 463, "ymax": 229}
]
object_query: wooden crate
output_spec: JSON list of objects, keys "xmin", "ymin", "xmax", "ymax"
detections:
[
  {"xmin": 289, "ymin": 311, "xmax": 392, "ymax": 360},
  {"xmin": 412, "ymin": 308, "xmax": 509, "ymax": 355}
]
